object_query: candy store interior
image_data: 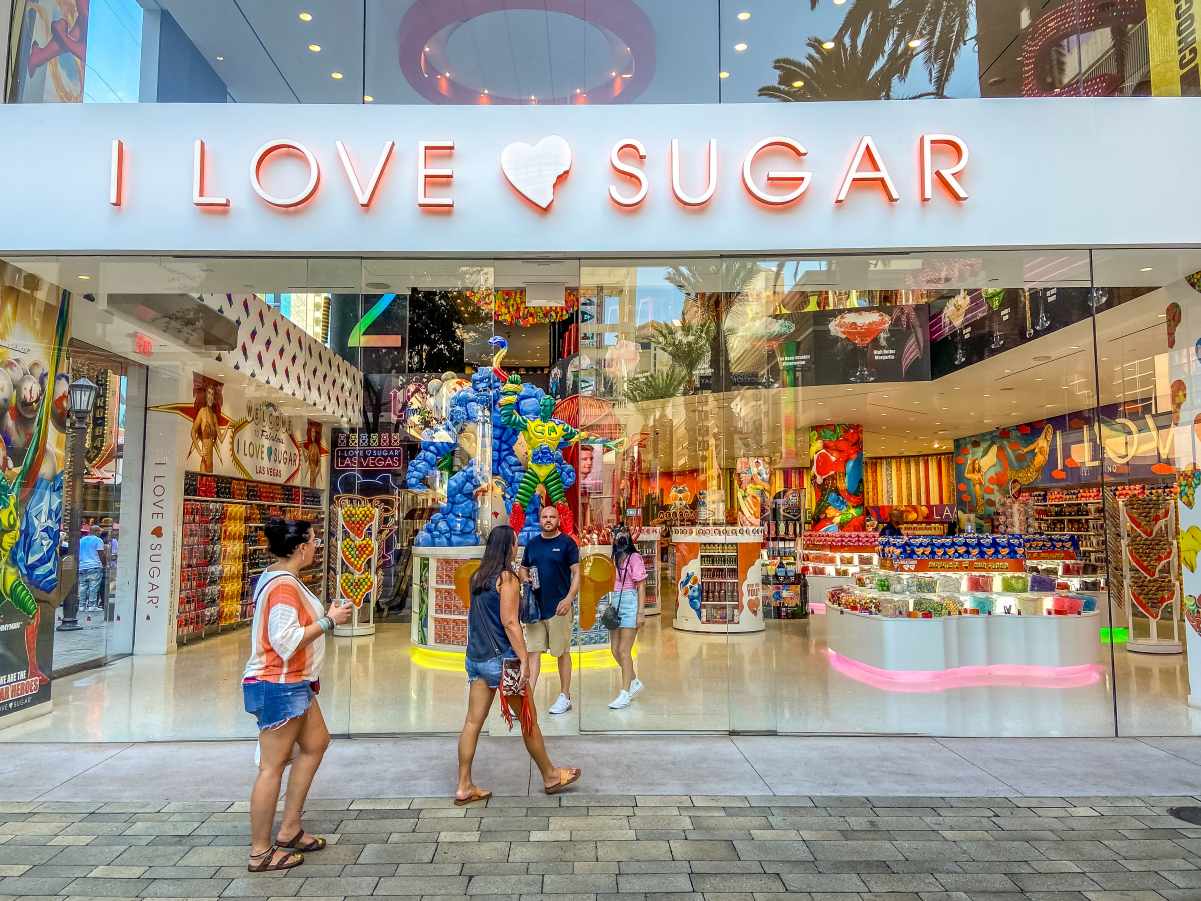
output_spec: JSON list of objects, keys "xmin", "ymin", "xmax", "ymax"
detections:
[{"xmin": 6, "ymin": 249, "xmax": 1201, "ymax": 741}]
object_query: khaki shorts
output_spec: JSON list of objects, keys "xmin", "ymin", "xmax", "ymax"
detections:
[{"xmin": 523, "ymin": 614, "xmax": 572, "ymax": 657}]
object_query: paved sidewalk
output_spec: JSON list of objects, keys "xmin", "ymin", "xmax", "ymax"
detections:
[
  {"xmin": 5, "ymin": 736, "xmax": 1201, "ymax": 803},
  {"xmin": 2, "ymin": 792, "xmax": 1201, "ymax": 899}
]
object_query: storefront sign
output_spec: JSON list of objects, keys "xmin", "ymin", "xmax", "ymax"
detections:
[
  {"xmin": 231, "ymin": 400, "xmax": 302, "ymax": 484},
  {"xmin": 333, "ymin": 431, "xmax": 405, "ymax": 473}
]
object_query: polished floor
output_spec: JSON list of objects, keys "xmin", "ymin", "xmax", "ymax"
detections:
[{"xmin": 6, "ymin": 608, "xmax": 1201, "ymax": 741}]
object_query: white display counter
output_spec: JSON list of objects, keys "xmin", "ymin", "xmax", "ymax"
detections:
[
  {"xmin": 410, "ymin": 545, "xmax": 483, "ymax": 651},
  {"xmin": 672, "ymin": 526, "xmax": 765, "ymax": 634},
  {"xmin": 825, "ymin": 607, "xmax": 1104, "ymax": 689}
]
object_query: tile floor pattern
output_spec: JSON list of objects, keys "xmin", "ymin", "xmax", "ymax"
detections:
[{"xmin": 3, "ymin": 792, "xmax": 1201, "ymax": 900}]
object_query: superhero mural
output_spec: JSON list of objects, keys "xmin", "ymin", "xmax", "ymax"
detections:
[
  {"xmin": 807, "ymin": 424, "xmax": 864, "ymax": 532},
  {"xmin": 0, "ymin": 280, "xmax": 69, "ymax": 720},
  {"xmin": 11, "ymin": 0, "xmax": 90, "ymax": 103}
]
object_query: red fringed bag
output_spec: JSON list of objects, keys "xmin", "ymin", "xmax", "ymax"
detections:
[{"xmin": 498, "ymin": 657, "xmax": 537, "ymax": 733}]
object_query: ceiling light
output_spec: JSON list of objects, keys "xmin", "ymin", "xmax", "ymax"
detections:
[
  {"xmin": 1140, "ymin": 266, "xmax": 1153, "ymax": 272},
  {"xmin": 822, "ymin": 40, "xmax": 836, "ymax": 49},
  {"xmin": 444, "ymin": 71, "xmax": 451, "ymax": 77},
  {"xmin": 611, "ymin": 71, "xmax": 618, "ymax": 77},
  {"xmin": 791, "ymin": 79, "xmax": 805, "ymax": 88},
  {"xmin": 77, "ymin": 274, "xmax": 91, "ymax": 280},
  {"xmin": 734, "ymin": 42, "xmax": 748, "ymax": 52},
  {"xmin": 424, "ymin": 45, "xmax": 430, "ymax": 52},
  {"xmin": 215, "ymin": 55, "xmax": 224, "ymax": 61},
  {"xmin": 298, "ymin": 11, "xmax": 312, "ymax": 21},
  {"xmin": 737, "ymin": 10, "xmax": 751, "ymax": 20},
  {"xmin": 719, "ymin": 70, "xmax": 730, "ymax": 79},
  {"xmin": 330, "ymin": 71, "xmax": 343, "ymax": 79},
  {"xmin": 308, "ymin": 43, "xmax": 321, "ymax": 52},
  {"xmin": 363, "ymin": 94, "xmax": 374, "ymax": 102},
  {"xmin": 908, "ymin": 38, "xmax": 924, "ymax": 49}
]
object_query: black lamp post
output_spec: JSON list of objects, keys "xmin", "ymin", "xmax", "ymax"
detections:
[{"xmin": 57, "ymin": 376, "xmax": 99, "ymax": 632}]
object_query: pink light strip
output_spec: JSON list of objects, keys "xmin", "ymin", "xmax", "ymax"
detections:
[{"xmin": 826, "ymin": 649, "xmax": 1105, "ymax": 694}]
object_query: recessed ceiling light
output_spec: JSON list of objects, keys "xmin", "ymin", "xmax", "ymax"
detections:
[
  {"xmin": 444, "ymin": 71, "xmax": 451, "ymax": 77},
  {"xmin": 737, "ymin": 10, "xmax": 751, "ymax": 20},
  {"xmin": 363, "ymin": 94, "xmax": 374, "ymax": 102},
  {"xmin": 215, "ymin": 55, "xmax": 224, "ymax": 61},
  {"xmin": 719, "ymin": 70, "xmax": 730, "ymax": 79},
  {"xmin": 1140, "ymin": 266, "xmax": 1153, "ymax": 272},
  {"xmin": 308, "ymin": 43, "xmax": 321, "ymax": 52},
  {"xmin": 822, "ymin": 40, "xmax": 836, "ymax": 49},
  {"xmin": 330, "ymin": 71, "xmax": 343, "ymax": 79},
  {"xmin": 77, "ymin": 274, "xmax": 91, "ymax": 280},
  {"xmin": 298, "ymin": 11, "xmax": 312, "ymax": 21},
  {"xmin": 734, "ymin": 42, "xmax": 748, "ymax": 52},
  {"xmin": 424, "ymin": 45, "xmax": 430, "ymax": 52},
  {"xmin": 610, "ymin": 70, "xmax": 617, "ymax": 77}
]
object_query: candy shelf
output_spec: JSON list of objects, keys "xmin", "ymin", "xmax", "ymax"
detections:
[
  {"xmin": 635, "ymin": 526, "xmax": 662, "ymax": 616},
  {"xmin": 178, "ymin": 472, "xmax": 327, "ymax": 645},
  {"xmin": 672, "ymin": 526, "xmax": 764, "ymax": 633}
]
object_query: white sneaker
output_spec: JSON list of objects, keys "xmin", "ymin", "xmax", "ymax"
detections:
[
  {"xmin": 548, "ymin": 693, "xmax": 572, "ymax": 715},
  {"xmin": 629, "ymin": 678, "xmax": 644, "ymax": 699},
  {"xmin": 608, "ymin": 690, "xmax": 631, "ymax": 709}
]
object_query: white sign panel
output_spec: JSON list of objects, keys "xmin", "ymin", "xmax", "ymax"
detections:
[{"xmin": 0, "ymin": 100, "xmax": 1198, "ymax": 255}]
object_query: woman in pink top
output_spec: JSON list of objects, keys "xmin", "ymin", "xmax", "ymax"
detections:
[{"xmin": 606, "ymin": 531, "xmax": 647, "ymax": 709}]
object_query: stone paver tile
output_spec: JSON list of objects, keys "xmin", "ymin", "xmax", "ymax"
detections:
[
  {"xmin": 933, "ymin": 873, "xmax": 1021, "ymax": 892},
  {"xmin": 111, "ymin": 848, "xmax": 189, "ymax": 867},
  {"xmin": 433, "ymin": 841, "xmax": 510, "ymax": 863},
  {"xmin": 0, "ymin": 866, "xmax": 26, "ymax": 877},
  {"xmin": 615, "ymin": 873, "xmax": 693, "ymax": 893},
  {"xmin": 296, "ymin": 875, "xmax": 379, "ymax": 895},
  {"xmin": 47, "ymin": 845, "xmax": 127, "ymax": 866},
  {"xmin": 0, "ymin": 874, "xmax": 76, "ymax": 893},
  {"xmin": 861, "ymin": 873, "xmax": 945, "ymax": 892},
  {"xmin": 57, "ymin": 875, "xmax": 154, "ymax": 896},
  {"xmin": 465, "ymin": 874, "xmax": 542, "ymax": 894},
  {"xmin": 806, "ymin": 841, "xmax": 901, "ymax": 861},
  {"xmin": 87, "ymin": 866, "xmax": 148, "ymax": 879},
  {"xmin": 731, "ymin": 841, "xmax": 811, "ymax": 862},
  {"xmin": 955, "ymin": 840, "xmax": 1042, "ymax": 861},
  {"xmin": 357, "ymin": 843, "xmax": 436, "ymax": 864},
  {"xmin": 596, "ymin": 841, "xmax": 672, "ymax": 862},
  {"xmin": 1031, "ymin": 841, "xmax": 1114, "ymax": 861},
  {"xmin": 539, "ymin": 873, "xmax": 617, "ymax": 893},
  {"xmin": 618, "ymin": 860, "xmax": 691, "ymax": 874},
  {"xmin": 667, "ymin": 841, "xmax": 737, "ymax": 861},
  {"xmin": 140, "ymin": 876, "xmax": 233, "ymax": 896},
  {"xmin": 1103, "ymin": 839, "xmax": 1193, "ymax": 858},
  {"xmin": 509, "ymin": 841, "xmax": 596, "ymax": 863},
  {"xmin": 373, "ymin": 875, "xmax": 470, "ymax": 895},
  {"xmin": 1010, "ymin": 872, "xmax": 1104, "ymax": 891},
  {"xmin": 220, "ymin": 875, "xmax": 307, "ymax": 896},
  {"xmin": 1086, "ymin": 870, "xmax": 1178, "ymax": 892},
  {"xmin": 689, "ymin": 873, "xmax": 784, "ymax": 893},
  {"xmin": 779, "ymin": 873, "xmax": 868, "ymax": 892}
]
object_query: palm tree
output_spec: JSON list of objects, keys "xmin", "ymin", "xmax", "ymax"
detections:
[
  {"xmin": 646, "ymin": 320, "xmax": 714, "ymax": 392},
  {"xmin": 782, "ymin": 0, "xmax": 974, "ymax": 99},
  {"xmin": 665, "ymin": 259, "xmax": 761, "ymax": 393},
  {"xmin": 624, "ymin": 367, "xmax": 688, "ymax": 403},
  {"xmin": 759, "ymin": 31, "xmax": 910, "ymax": 101}
]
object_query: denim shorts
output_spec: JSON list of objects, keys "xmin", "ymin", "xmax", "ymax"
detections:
[
  {"xmin": 242, "ymin": 679, "xmax": 314, "ymax": 731},
  {"xmin": 610, "ymin": 589, "xmax": 640, "ymax": 629},
  {"xmin": 465, "ymin": 655, "xmax": 516, "ymax": 690}
]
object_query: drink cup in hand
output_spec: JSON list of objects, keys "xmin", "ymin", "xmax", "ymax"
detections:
[{"xmin": 328, "ymin": 602, "xmax": 354, "ymax": 625}]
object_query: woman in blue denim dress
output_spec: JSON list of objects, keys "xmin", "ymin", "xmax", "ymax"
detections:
[{"xmin": 455, "ymin": 525, "xmax": 580, "ymax": 805}]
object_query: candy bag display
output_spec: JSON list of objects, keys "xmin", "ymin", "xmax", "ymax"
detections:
[
  {"xmin": 1029, "ymin": 572, "xmax": 1057, "ymax": 592},
  {"xmin": 1018, "ymin": 595, "xmax": 1044, "ymax": 616},
  {"xmin": 966, "ymin": 573, "xmax": 994, "ymax": 592},
  {"xmin": 1000, "ymin": 573, "xmax": 1029, "ymax": 593},
  {"xmin": 971, "ymin": 594, "xmax": 994, "ymax": 614}
]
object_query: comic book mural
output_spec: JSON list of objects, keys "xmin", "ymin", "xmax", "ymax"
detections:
[
  {"xmin": 0, "ymin": 280, "xmax": 69, "ymax": 720},
  {"xmin": 956, "ymin": 404, "xmax": 1176, "ymax": 518},
  {"xmin": 11, "ymin": 0, "xmax": 90, "ymax": 103},
  {"xmin": 807, "ymin": 424, "xmax": 865, "ymax": 532}
]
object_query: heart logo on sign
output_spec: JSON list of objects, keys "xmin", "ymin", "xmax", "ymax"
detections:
[
  {"xmin": 500, "ymin": 135, "xmax": 572, "ymax": 210},
  {"xmin": 339, "ymin": 571, "xmax": 374, "ymax": 608},
  {"xmin": 151, "ymin": 526, "xmax": 163, "ymax": 538},
  {"xmin": 340, "ymin": 538, "xmax": 375, "ymax": 574}
]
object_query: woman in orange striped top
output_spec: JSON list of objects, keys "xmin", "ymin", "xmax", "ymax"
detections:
[{"xmin": 242, "ymin": 518, "xmax": 351, "ymax": 873}]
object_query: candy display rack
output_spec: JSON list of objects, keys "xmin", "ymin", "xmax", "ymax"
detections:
[
  {"xmin": 1028, "ymin": 487, "xmax": 1105, "ymax": 568},
  {"xmin": 1117, "ymin": 492, "xmax": 1183, "ymax": 654},
  {"xmin": 635, "ymin": 526, "xmax": 662, "ymax": 615},
  {"xmin": 800, "ymin": 531, "xmax": 878, "ymax": 613},
  {"xmin": 672, "ymin": 526, "xmax": 765, "ymax": 633},
  {"xmin": 178, "ymin": 473, "xmax": 327, "ymax": 645}
]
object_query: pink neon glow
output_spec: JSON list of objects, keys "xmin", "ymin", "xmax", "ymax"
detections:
[
  {"xmin": 808, "ymin": 602, "xmax": 827, "ymax": 615},
  {"xmin": 826, "ymin": 649, "xmax": 1104, "ymax": 693}
]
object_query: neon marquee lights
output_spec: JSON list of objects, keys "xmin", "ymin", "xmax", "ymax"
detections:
[{"xmin": 108, "ymin": 134, "xmax": 970, "ymax": 212}]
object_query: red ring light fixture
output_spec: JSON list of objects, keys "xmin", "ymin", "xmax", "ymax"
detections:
[{"xmin": 397, "ymin": 0, "xmax": 656, "ymax": 105}]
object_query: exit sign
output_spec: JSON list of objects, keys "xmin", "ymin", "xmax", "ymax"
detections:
[{"xmin": 133, "ymin": 332, "xmax": 153, "ymax": 356}]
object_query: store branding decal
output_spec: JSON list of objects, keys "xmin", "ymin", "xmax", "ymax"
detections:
[
  {"xmin": 107, "ymin": 133, "xmax": 969, "ymax": 214},
  {"xmin": 231, "ymin": 400, "xmax": 302, "ymax": 484}
]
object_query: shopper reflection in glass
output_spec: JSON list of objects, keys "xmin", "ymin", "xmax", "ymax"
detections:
[
  {"xmin": 607, "ymin": 529, "xmax": 647, "ymax": 709},
  {"xmin": 878, "ymin": 509, "xmax": 904, "ymax": 538},
  {"xmin": 241, "ymin": 518, "xmax": 351, "ymax": 873},
  {"xmin": 457, "ymin": 525, "xmax": 580, "ymax": 804}
]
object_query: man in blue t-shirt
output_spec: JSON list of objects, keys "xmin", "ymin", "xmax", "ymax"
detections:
[
  {"xmin": 520, "ymin": 505, "xmax": 580, "ymax": 715},
  {"xmin": 77, "ymin": 525, "xmax": 108, "ymax": 612}
]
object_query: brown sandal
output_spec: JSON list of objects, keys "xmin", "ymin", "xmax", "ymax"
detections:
[
  {"xmin": 247, "ymin": 845, "xmax": 303, "ymax": 872},
  {"xmin": 544, "ymin": 767, "xmax": 581, "ymax": 795},
  {"xmin": 278, "ymin": 830, "xmax": 326, "ymax": 852},
  {"xmin": 453, "ymin": 787, "xmax": 493, "ymax": 807}
]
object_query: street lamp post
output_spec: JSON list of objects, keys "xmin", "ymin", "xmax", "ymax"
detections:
[{"xmin": 57, "ymin": 376, "xmax": 98, "ymax": 632}]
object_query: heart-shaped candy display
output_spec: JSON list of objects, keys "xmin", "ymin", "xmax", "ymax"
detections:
[
  {"xmin": 501, "ymin": 135, "xmax": 571, "ymax": 210},
  {"xmin": 341, "ymin": 505, "xmax": 373, "ymax": 538},
  {"xmin": 340, "ymin": 537, "xmax": 375, "ymax": 574},
  {"xmin": 339, "ymin": 571, "xmax": 374, "ymax": 608}
]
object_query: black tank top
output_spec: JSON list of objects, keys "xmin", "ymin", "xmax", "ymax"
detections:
[{"xmin": 466, "ymin": 577, "xmax": 515, "ymax": 662}]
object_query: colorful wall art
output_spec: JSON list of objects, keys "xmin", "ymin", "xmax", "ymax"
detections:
[
  {"xmin": 864, "ymin": 454, "xmax": 955, "ymax": 507},
  {"xmin": 0, "ymin": 272, "xmax": 70, "ymax": 721},
  {"xmin": 807, "ymin": 424, "xmax": 864, "ymax": 532}
]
